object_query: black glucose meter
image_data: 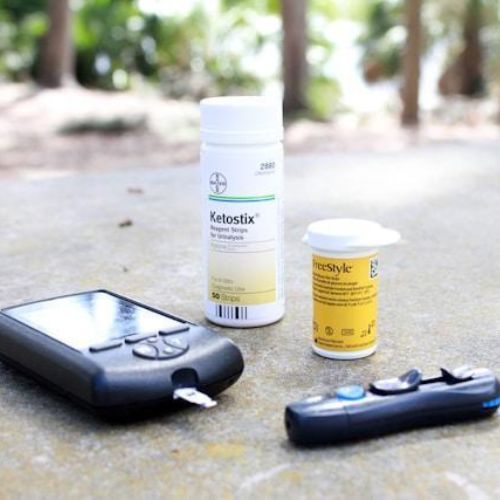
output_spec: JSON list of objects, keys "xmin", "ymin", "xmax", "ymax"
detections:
[{"xmin": 0, "ymin": 290, "xmax": 244, "ymax": 417}]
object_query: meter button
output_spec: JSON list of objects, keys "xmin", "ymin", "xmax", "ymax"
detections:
[
  {"xmin": 157, "ymin": 346, "xmax": 184, "ymax": 360},
  {"xmin": 164, "ymin": 337, "xmax": 189, "ymax": 351},
  {"xmin": 125, "ymin": 333, "xmax": 155, "ymax": 344},
  {"xmin": 336, "ymin": 385, "xmax": 366, "ymax": 401},
  {"xmin": 159, "ymin": 325, "xmax": 190, "ymax": 336},
  {"xmin": 133, "ymin": 344, "xmax": 159, "ymax": 360},
  {"xmin": 89, "ymin": 340, "xmax": 122, "ymax": 352}
]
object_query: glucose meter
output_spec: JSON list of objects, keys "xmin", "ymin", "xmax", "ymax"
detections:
[{"xmin": 0, "ymin": 290, "xmax": 244, "ymax": 417}]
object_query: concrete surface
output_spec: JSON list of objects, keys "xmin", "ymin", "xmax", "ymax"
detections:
[{"xmin": 1, "ymin": 142, "xmax": 500, "ymax": 499}]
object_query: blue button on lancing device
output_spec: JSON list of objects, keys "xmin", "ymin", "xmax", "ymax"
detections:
[
  {"xmin": 483, "ymin": 396, "xmax": 500, "ymax": 408},
  {"xmin": 336, "ymin": 385, "xmax": 365, "ymax": 400}
]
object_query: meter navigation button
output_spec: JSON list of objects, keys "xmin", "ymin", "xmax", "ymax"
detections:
[
  {"xmin": 159, "ymin": 325, "xmax": 190, "ymax": 336},
  {"xmin": 89, "ymin": 340, "xmax": 123, "ymax": 352},
  {"xmin": 133, "ymin": 344, "xmax": 159, "ymax": 360},
  {"xmin": 163, "ymin": 336, "xmax": 189, "ymax": 351},
  {"xmin": 157, "ymin": 345, "xmax": 184, "ymax": 360},
  {"xmin": 125, "ymin": 333, "xmax": 156, "ymax": 344}
]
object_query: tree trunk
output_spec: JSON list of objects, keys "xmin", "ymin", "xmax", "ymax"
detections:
[
  {"xmin": 460, "ymin": 0, "xmax": 483, "ymax": 96},
  {"xmin": 37, "ymin": 0, "xmax": 74, "ymax": 88},
  {"xmin": 401, "ymin": 0, "xmax": 422, "ymax": 126},
  {"xmin": 438, "ymin": 0, "xmax": 484, "ymax": 97},
  {"xmin": 281, "ymin": 0, "xmax": 308, "ymax": 114}
]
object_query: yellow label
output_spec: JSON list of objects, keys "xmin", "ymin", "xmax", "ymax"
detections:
[
  {"xmin": 207, "ymin": 196, "xmax": 278, "ymax": 307},
  {"xmin": 312, "ymin": 253, "xmax": 378, "ymax": 352},
  {"xmin": 209, "ymin": 250, "xmax": 276, "ymax": 305}
]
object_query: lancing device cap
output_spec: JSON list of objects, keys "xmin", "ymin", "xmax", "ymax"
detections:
[
  {"xmin": 200, "ymin": 96, "xmax": 283, "ymax": 145},
  {"xmin": 303, "ymin": 218, "xmax": 400, "ymax": 252}
]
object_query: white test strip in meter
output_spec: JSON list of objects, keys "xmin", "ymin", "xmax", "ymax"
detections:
[{"xmin": 173, "ymin": 387, "xmax": 217, "ymax": 408}]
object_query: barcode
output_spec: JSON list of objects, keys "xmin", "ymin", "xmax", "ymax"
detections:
[{"xmin": 215, "ymin": 305, "xmax": 248, "ymax": 320}]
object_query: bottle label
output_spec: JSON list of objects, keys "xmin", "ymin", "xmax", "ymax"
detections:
[
  {"xmin": 312, "ymin": 253, "xmax": 378, "ymax": 352},
  {"xmin": 208, "ymin": 195, "xmax": 277, "ymax": 310},
  {"xmin": 202, "ymin": 150, "xmax": 283, "ymax": 322}
]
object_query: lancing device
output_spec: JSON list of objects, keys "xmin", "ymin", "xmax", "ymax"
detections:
[{"xmin": 285, "ymin": 366, "xmax": 500, "ymax": 445}]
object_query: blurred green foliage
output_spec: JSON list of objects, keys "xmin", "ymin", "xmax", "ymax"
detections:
[
  {"xmin": 0, "ymin": 0, "xmax": 344, "ymax": 115},
  {"xmin": 75, "ymin": 0, "xmax": 265, "ymax": 96},
  {"xmin": 356, "ymin": 0, "xmax": 500, "ymax": 89},
  {"xmin": 0, "ymin": 0, "xmax": 46, "ymax": 80},
  {"xmin": 307, "ymin": 76, "xmax": 341, "ymax": 120},
  {"xmin": 307, "ymin": 0, "xmax": 341, "ymax": 119},
  {"xmin": 357, "ymin": 0, "xmax": 404, "ymax": 82},
  {"xmin": 0, "ymin": 0, "xmax": 267, "ymax": 96},
  {"xmin": 1, "ymin": 0, "xmax": 499, "ymax": 119}
]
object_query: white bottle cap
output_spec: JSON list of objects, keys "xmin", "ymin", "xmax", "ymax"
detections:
[
  {"xmin": 303, "ymin": 218, "xmax": 400, "ymax": 253},
  {"xmin": 200, "ymin": 96, "xmax": 283, "ymax": 144}
]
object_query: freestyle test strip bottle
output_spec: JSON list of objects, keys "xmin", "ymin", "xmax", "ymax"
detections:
[
  {"xmin": 303, "ymin": 219, "xmax": 400, "ymax": 359},
  {"xmin": 200, "ymin": 96, "xmax": 284, "ymax": 327}
]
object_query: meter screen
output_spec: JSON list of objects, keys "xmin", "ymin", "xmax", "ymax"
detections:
[{"xmin": 4, "ymin": 291, "xmax": 182, "ymax": 350}]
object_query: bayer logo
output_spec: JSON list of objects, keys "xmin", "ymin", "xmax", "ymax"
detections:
[{"xmin": 209, "ymin": 172, "xmax": 227, "ymax": 194}]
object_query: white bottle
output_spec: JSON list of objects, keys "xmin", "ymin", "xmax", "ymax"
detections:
[{"xmin": 200, "ymin": 96, "xmax": 284, "ymax": 327}]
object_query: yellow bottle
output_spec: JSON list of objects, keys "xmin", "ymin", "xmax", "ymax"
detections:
[{"xmin": 303, "ymin": 219, "xmax": 400, "ymax": 359}]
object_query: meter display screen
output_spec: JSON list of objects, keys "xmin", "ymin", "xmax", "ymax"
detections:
[{"xmin": 4, "ymin": 291, "xmax": 182, "ymax": 350}]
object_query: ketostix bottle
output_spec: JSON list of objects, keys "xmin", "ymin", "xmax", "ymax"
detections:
[{"xmin": 200, "ymin": 96, "xmax": 284, "ymax": 327}]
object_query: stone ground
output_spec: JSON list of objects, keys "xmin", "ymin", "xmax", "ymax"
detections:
[{"xmin": 1, "ymin": 138, "xmax": 500, "ymax": 498}]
